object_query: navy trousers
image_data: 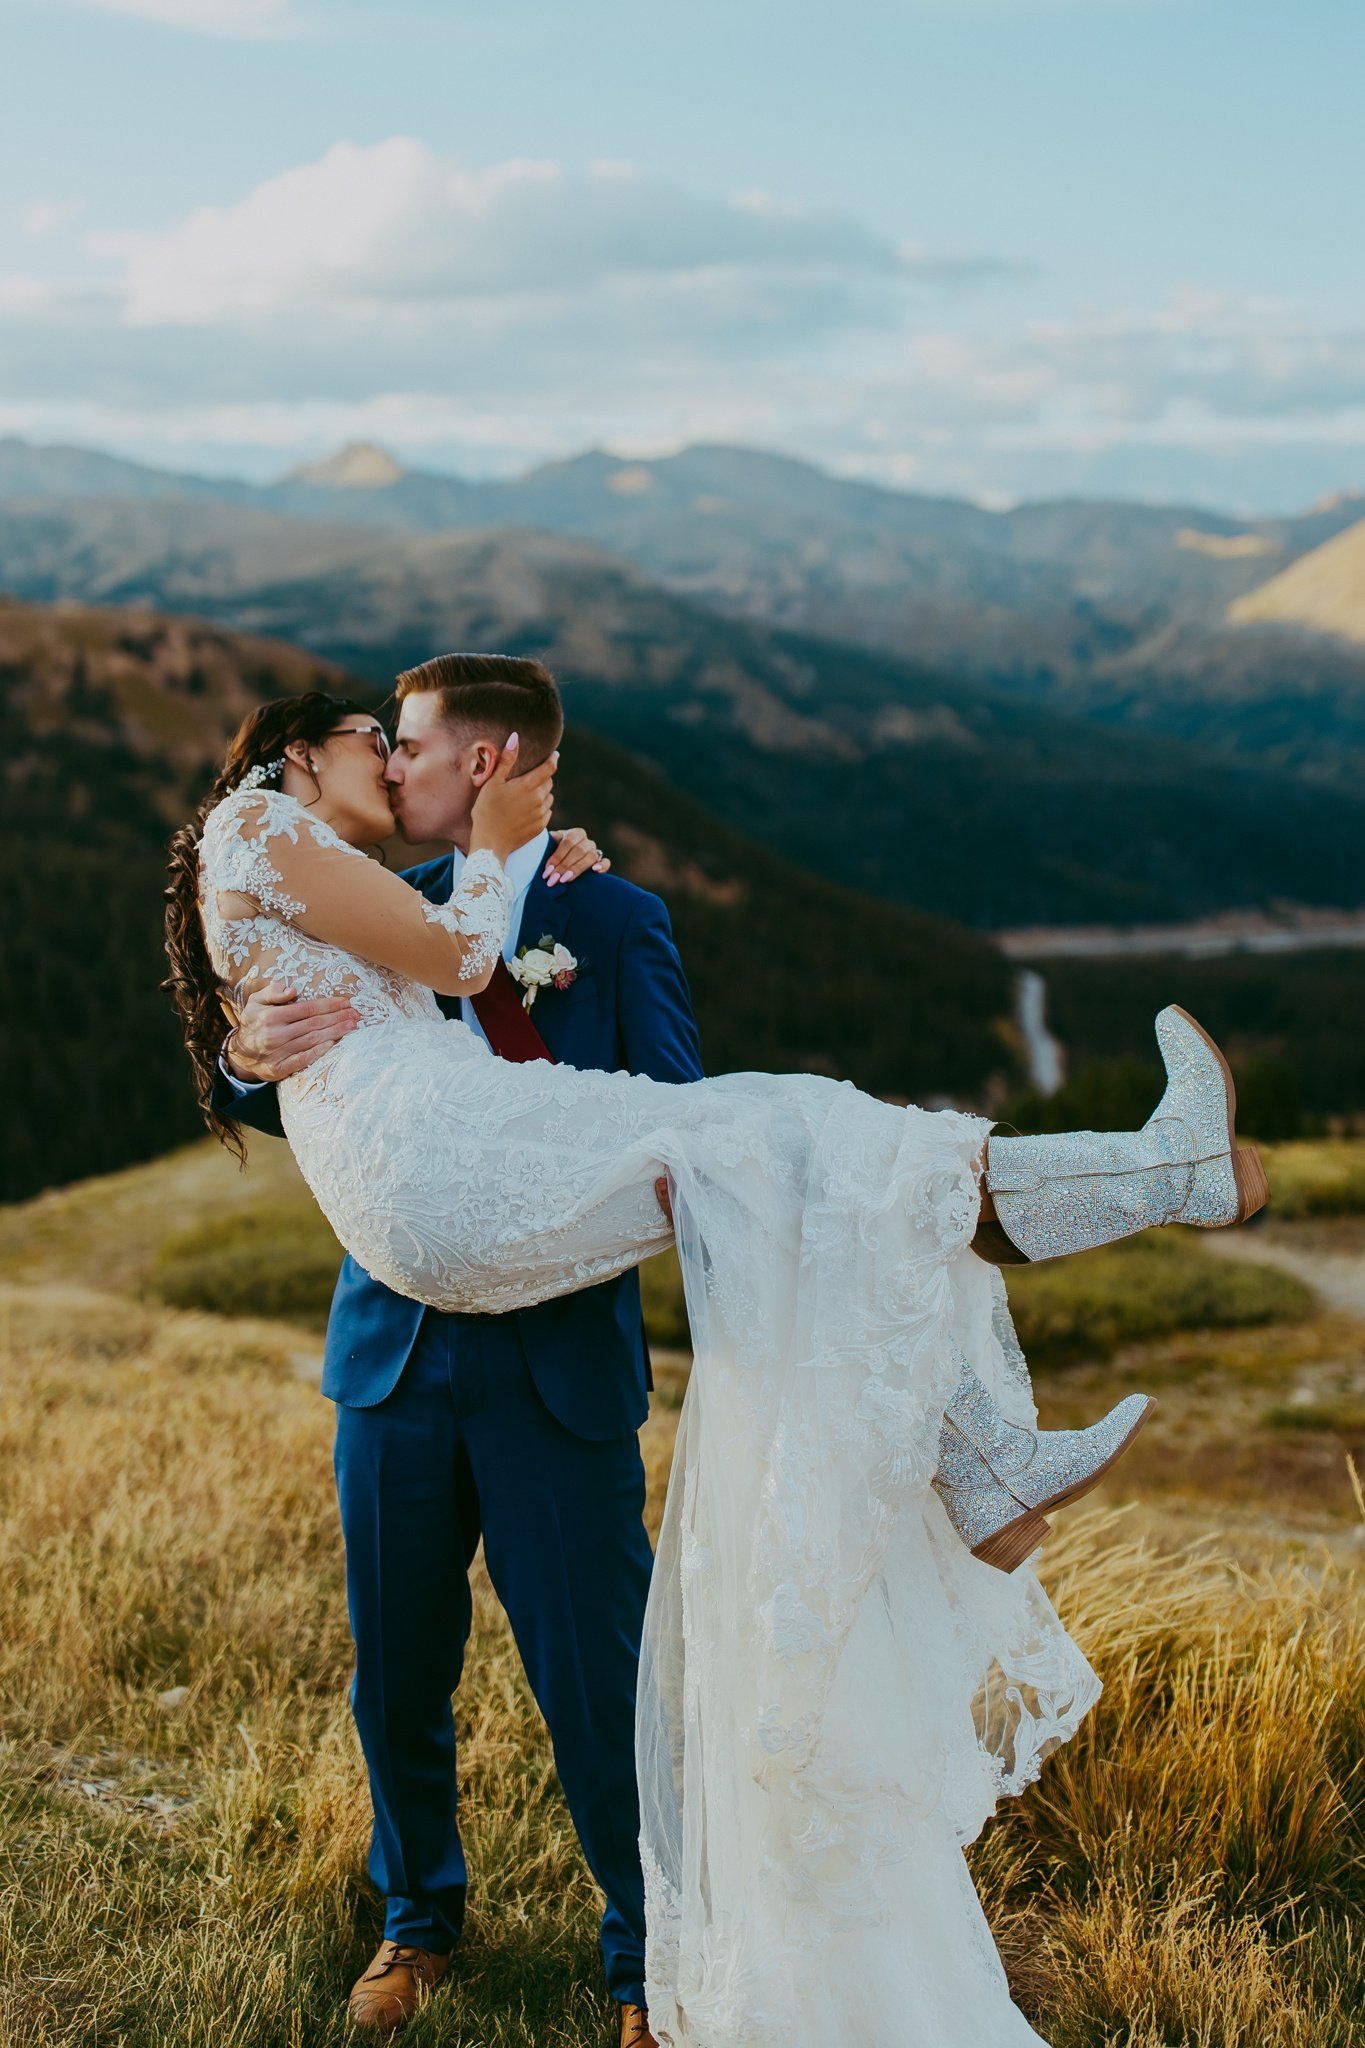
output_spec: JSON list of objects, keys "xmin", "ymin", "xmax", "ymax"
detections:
[{"xmin": 333, "ymin": 1310, "xmax": 655, "ymax": 2006}]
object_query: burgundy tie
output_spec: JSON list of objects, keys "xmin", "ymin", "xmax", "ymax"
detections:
[{"xmin": 469, "ymin": 956, "xmax": 555, "ymax": 1064}]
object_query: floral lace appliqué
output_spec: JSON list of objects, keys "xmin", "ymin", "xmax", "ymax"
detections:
[{"xmin": 418, "ymin": 846, "xmax": 513, "ymax": 986}]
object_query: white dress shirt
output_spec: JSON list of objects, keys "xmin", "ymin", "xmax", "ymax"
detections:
[{"xmin": 222, "ymin": 828, "xmax": 552, "ymax": 1088}]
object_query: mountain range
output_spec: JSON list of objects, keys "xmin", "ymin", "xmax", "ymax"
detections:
[
  {"xmin": 2, "ymin": 483, "xmax": 1364, "ymax": 930},
  {"xmin": 5, "ymin": 433, "xmax": 1359, "ymax": 606},
  {"xmin": 4, "ymin": 431, "xmax": 1365, "ymax": 789}
]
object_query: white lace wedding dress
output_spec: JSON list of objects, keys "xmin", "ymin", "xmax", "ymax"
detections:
[{"xmin": 200, "ymin": 787, "xmax": 1100, "ymax": 2048}]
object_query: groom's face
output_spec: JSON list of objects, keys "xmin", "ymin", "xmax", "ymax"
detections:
[{"xmin": 385, "ymin": 691, "xmax": 486, "ymax": 847}]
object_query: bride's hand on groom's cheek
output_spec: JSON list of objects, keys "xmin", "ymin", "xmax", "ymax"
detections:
[{"xmin": 226, "ymin": 980, "xmax": 361, "ymax": 1083}]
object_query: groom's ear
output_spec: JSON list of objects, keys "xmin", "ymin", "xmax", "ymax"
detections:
[{"xmin": 468, "ymin": 738, "xmax": 500, "ymax": 784}]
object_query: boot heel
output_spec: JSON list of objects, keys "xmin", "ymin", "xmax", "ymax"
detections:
[
  {"xmin": 1233, "ymin": 1144, "xmax": 1269, "ymax": 1222},
  {"xmin": 972, "ymin": 1510, "xmax": 1052, "ymax": 1574}
]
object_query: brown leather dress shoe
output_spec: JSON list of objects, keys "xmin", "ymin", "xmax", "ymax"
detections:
[
  {"xmin": 347, "ymin": 1941, "xmax": 451, "ymax": 2034},
  {"xmin": 618, "ymin": 2003, "xmax": 658, "ymax": 2048}
]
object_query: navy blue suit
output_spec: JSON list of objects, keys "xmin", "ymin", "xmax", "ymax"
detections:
[{"xmin": 216, "ymin": 852, "xmax": 703, "ymax": 2003}]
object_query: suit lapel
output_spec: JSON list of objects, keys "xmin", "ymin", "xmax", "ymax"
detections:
[{"xmin": 514, "ymin": 864, "xmax": 572, "ymax": 953}]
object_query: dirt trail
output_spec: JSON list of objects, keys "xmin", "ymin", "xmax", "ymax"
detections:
[{"xmin": 1202, "ymin": 1218, "xmax": 1365, "ymax": 1317}]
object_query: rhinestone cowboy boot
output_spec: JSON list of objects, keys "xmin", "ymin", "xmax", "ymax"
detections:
[
  {"xmin": 933, "ymin": 1364, "xmax": 1155, "ymax": 1571},
  {"xmin": 935, "ymin": 1006, "xmax": 1266, "ymax": 1571},
  {"xmin": 983, "ymin": 1004, "xmax": 1268, "ymax": 1264}
]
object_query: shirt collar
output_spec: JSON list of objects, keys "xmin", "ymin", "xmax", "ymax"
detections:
[{"xmin": 449, "ymin": 827, "xmax": 551, "ymax": 903}]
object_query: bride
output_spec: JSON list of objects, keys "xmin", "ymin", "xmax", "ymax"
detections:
[{"xmin": 166, "ymin": 687, "xmax": 1265, "ymax": 2047}]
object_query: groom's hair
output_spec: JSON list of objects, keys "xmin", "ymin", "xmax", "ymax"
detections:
[{"xmin": 395, "ymin": 652, "xmax": 564, "ymax": 764}]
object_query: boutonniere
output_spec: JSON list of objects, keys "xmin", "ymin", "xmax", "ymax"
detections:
[{"xmin": 507, "ymin": 934, "xmax": 580, "ymax": 1011}]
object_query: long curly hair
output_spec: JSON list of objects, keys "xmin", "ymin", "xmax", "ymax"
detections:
[{"xmin": 164, "ymin": 692, "xmax": 371, "ymax": 1161}]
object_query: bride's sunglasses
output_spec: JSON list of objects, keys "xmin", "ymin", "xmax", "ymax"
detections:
[{"xmin": 329, "ymin": 722, "xmax": 392, "ymax": 762}]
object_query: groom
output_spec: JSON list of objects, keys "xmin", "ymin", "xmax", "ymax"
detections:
[{"xmin": 213, "ymin": 652, "xmax": 702, "ymax": 2046}]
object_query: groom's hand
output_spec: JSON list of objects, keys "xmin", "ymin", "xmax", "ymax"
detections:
[
  {"xmin": 226, "ymin": 980, "xmax": 360, "ymax": 1083},
  {"xmin": 655, "ymin": 1175, "xmax": 674, "ymax": 1228}
]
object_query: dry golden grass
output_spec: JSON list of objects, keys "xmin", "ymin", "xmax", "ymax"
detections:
[
  {"xmin": 978, "ymin": 1509, "xmax": 1365, "ymax": 2044},
  {"xmin": 0, "ymin": 1138, "xmax": 309, "ymax": 1296},
  {"xmin": 1, "ymin": 1280, "xmax": 1362, "ymax": 2046}
]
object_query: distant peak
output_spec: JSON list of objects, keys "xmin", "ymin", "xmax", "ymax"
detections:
[
  {"xmin": 1309, "ymin": 488, "xmax": 1364, "ymax": 514},
  {"xmin": 287, "ymin": 442, "xmax": 406, "ymax": 490}
]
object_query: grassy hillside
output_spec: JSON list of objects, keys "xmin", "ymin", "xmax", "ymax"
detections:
[
  {"xmin": 1, "ymin": 1132, "xmax": 1337, "ymax": 1362},
  {"xmin": 1229, "ymin": 515, "xmax": 1365, "ymax": 645},
  {"xmin": 1, "ymin": 1137, "xmax": 1362, "ymax": 2045},
  {"xmin": 0, "ymin": 595, "xmax": 1015, "ymax": 1203}
]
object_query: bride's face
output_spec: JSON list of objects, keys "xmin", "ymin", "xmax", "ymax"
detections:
[{"xmin": 281, "ymin": 717, "xmax": 395, "ymax": 845}]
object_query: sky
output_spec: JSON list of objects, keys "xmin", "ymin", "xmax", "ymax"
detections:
[{"xmin": 3, "ymin": 0, "xmax": 1364, "ymax": 510}]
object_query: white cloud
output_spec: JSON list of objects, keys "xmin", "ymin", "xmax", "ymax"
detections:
[
  {"xmin": 1, "ymin": 138, "xmax": 1362, "ymax": 509},
  {"xmin": 0, "ymin": 273, "xmax": 64, "ymax": 315},
  {"xmin": 903, "ymin": 299, "xmax": 1365, "ymax": 438},
  {"xmin": 78, "ymin": 0, "xmax": 296, "ymax": 36},
  {"xmin": 90, "ymin": 138, "xmax": 993, "ymax": 327}
]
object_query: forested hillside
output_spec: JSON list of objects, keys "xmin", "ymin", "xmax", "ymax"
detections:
[
  {"xmin": 0, "ymin": 604, "xmax": 353, "ymax": 1201},
  {"xmin": 0, "ymin": 596, "xmax": 1016, "ymax": 1203},
  {"xmin": 1010, "ymin": 947, "xmax": 1365, "ymax": 1134}
]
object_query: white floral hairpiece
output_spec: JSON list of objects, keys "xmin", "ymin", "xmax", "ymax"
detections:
[{"xmin": 237, "ymin": 758, "xmax": 285, "ymax": 792}]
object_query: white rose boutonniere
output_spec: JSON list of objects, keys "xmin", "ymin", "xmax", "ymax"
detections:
[{"xmin": 506, "ymin": 933, "xmax": 580, "ymax": 1011}]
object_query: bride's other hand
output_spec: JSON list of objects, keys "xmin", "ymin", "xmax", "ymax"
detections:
[
  {"xmin": 544, "ymin": 827, "xmax": 612, "ymax": 887},
  {"xmin": 469, "ymin": 732, "xmax": 557, "ymax": 865},
  {"xmin": 226, "ymin": 979, "xmax": 361, "ymax": 1083}
]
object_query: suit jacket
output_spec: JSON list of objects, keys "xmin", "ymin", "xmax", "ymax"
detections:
[{"xmin": 213, "ymin": 853, "xmax": 704, "ymax": 1438}]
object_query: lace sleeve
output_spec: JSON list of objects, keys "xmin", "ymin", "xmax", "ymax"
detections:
[
  {"xmin": 417, "ymin": 847, "xmax": 516, "ymax": 984},
  {"xmin": 202, "ymin": 791, "xmax": 514, "ymax": 996},
  {"xmin": 199, "ymin": 788, "xmax": 311, "ymax": 920}
]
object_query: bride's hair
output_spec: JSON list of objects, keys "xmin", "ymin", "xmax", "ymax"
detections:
[{"xmin": 164, "ymin": 691, "xmax": 371, "ymax": 1161}]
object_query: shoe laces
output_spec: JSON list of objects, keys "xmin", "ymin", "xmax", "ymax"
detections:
[{"xmin": 369, "ymin": 1942, "xmax": 428, "ymax": 1980}]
